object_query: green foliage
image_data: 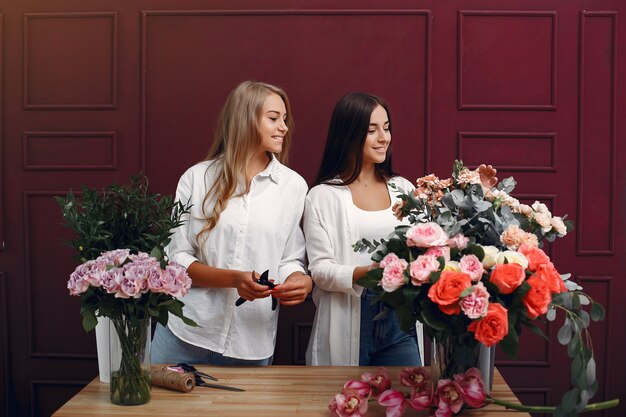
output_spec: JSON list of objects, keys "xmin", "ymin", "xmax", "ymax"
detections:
[
  {"xmin": 57, "ymin": 173, "xmax": 196, "ymax": 330},
  {"xmin": 55, "ymin": 173, "xmax": 191, "ymax": 265}
]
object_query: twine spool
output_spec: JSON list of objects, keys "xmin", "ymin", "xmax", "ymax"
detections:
[{"xmin": 151, "ymin": 365, "xmax": 195, "ymax": 393}]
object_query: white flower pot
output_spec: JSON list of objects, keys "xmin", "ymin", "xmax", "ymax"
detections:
[{"xmin": 95, "ymin": 316, "xmax": 110, "ymax": 383}]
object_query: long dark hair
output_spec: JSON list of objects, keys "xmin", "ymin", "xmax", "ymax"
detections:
[{"xmin": 314, "ymin": 92, "xmax": 396, "ymax": 186}]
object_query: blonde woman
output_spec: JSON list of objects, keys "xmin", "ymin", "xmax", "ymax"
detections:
[
  {"xmin": 304, "ymin": 92, "xmax": 422, "ymax": 366},
  {"xmin": 152, "ymin": 81, "xmax": 312, "ymax": 365}
]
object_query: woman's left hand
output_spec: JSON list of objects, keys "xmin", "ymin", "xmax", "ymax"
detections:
[{"xmin": 271, "ymin": 273, "xmax": 313, "ymax": 306}]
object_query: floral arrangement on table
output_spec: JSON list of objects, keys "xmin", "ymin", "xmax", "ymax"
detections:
[
  {"xmin": 347, "ymin": 161, "xmax": 618, "ymax": 416},
  {"xmin": 56, "ymin": 174, "xmax": 196, "ymax": 405},
  {"xmin": 329, "ymin": 366, "xmax": 616, "ymax": 417}
]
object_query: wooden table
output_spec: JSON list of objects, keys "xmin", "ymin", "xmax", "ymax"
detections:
[{"xmin": 53, "ymin": 366, "xmax": 530, "ymax": 416}]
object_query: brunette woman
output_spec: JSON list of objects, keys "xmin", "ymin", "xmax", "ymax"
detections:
[{"xmin": 304, "ymin": 92, "xmax": 422, "ymax": 366}]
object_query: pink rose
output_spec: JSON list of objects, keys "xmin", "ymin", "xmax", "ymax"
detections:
[
  {"xmin": 459, "ymin": 254, "xmax": 484, "ymax": 282},
  {"xmin": 380, "ymin": 253, "xmax": 400, "ymax": 269},
  {"xmin": 460, "ymin": 282, "xmax": 490, "ymax": 319},
  {"xmin": 409, "ymin": 255, "xmax": 439, "ymax": 285},
  {"xmin": 101, "ymin": 268, "xmax": 122, "ymax": 294},
  {"xmin": 381, "ymin": 259, "xmax": 408, "ymax": 292},
  {"xmin": 447, "ymin": 234, "xmax": 469, "ymax": 250},
  {"xmin": 97, "ymin": 249, "xmax": 130, "ymax": 267},
  {"xmin": 406, "ymin": 222, "xmax": 449, "ymax": 248},
  {"xmin": 425, "ymin": 246, "xmax": 451, "ymax": 263}
]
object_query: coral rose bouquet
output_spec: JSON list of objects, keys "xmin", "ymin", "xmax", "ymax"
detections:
[{"xmin": 351, "ymin": 161, "xmax": 617, "ymax": 416}]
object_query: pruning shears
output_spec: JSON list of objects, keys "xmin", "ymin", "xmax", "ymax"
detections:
[{"xmin": 235, "ymin": 270, "xmax": 277, "ymax": 310}]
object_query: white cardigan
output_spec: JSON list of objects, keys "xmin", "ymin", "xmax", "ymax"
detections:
[{"xmin": 304, "ymin": 176, "xmax": 419, "ymax": 365}]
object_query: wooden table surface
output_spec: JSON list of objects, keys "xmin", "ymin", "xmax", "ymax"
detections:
[{"xmin": 53, "ymin": 366, "xmax": 530, "ymax": 416}]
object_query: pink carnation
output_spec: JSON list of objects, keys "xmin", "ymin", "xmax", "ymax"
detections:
[
  {"xmin": 97, "ymin": 248, "xmax": 130, "ymax": 266},
  {"xmin": 406, "ymin": 222, "xmax": 449, "ymax": 248},
  {"xmin": 459, "ymin": 254, "xmax": 484, "ymax": 282},
  {"xmin": 501, "ymin": 225, "xmax": 538, "ymax": 250},
  {"xmin": 460, "ymin": 282, "xmax": 490, "ymax": 319},
  {"xmin": 409, "ymin": 255, "xmax": 439, "ymax": 285},
  {"xmin": 381, "ymin": 259, "xmax": 408, "ymax": 292}
]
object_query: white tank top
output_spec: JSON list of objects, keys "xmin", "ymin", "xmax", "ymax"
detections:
[{"xmin": 351, "ymin": 201, "xmax": 398, "ymax": 266}]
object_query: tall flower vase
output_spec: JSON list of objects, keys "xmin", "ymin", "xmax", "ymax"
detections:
[
  {"xmin": 109, "ymin": 317, "xmax": 151, "ymax": 405},
  {"xmin": 430, "ymin": 335, "xmax": 495, "ymax": 394},
  {"xmin": 95, "ymin": 316, "xmax": 110, "ymax": 383}
]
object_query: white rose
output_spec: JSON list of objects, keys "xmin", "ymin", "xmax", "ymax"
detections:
[
  {"xmin": 443, "ymin": 260, "xmax": 461, "ymax": 272},
  {"xmin": 479, "ymin": 245, "xmax": 499, "ymax": 269},
  {"xmin": 534, "ymin": 212, "xmax": 553, "ymax": 233},
  {"xmin": 495, "ymin": 250, "xmax": 529, "ymax": 269},
  {"xmin": 532, "ymin": 201, "xmax": 552, "ymax": 216},
  {"xmin": 551, "ymin": 216, "xmax": 567, "ymax": 236}
]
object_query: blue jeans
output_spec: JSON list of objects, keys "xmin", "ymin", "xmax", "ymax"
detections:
[
  {"xmin": 151, "ymin": 324, "xmax": 272, "ymax": 365},
  {"xmin": 359, "ymin": 289, "xmax": 421, "ymax": 366}
]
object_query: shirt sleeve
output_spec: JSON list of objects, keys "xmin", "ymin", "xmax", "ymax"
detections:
[
  {"xmin": 277, "ymin": 180, "xmax": 307, "ymax": 282},
  {"xmin": 165, "ymin": 168, "xmax": 201, "ymax": 270},
  {"xmin": 303, "ymin": 190, "xmax": 362, "ymax": 296}
]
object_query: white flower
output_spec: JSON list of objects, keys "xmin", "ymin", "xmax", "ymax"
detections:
[
  {"xmin": 479, "ymin": 245, "xmax": 499, "ymax": 269},
  {"xmin": 495, "ymin": 250, "xmax": 529, "ymax": 269}
]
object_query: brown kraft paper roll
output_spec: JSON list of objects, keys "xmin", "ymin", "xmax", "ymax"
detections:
[{"xmin": 151, "ymin": 365, "xmax": 195, "ymax": 393}]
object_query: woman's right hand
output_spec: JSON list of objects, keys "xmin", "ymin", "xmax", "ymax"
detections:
[{"xmin": 235, "ymin": 271, "xmax": 273, "ymax": 301}]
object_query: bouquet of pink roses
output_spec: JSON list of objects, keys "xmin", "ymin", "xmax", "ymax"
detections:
[
  {"xmin": 67, "ymin": 248, "xmax": 196, "ymax": 329},
  {"xmin": 351, "ymin": 161, "xmax": 616, "ymax": 416}
]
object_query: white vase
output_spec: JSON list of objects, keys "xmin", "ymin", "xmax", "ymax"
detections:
[{"xmin": 95, "ymin": 316, "xmax": 110, "ymax": 383}]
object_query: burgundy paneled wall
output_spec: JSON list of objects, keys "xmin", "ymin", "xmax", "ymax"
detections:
[{"xmin": 0, "ymin": 1, "xmax": 624, "ymax": 416}]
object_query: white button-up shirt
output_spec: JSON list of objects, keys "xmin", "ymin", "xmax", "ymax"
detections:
[{"xmin": 166, "ymin": 156, "xmax": 307, "ymax": 360}]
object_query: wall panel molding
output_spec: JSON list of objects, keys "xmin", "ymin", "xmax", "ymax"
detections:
[
  {"xmin": 23, "ymin": 131, "xmax": 117, "ymax": 171},
  {"xmin": 0, "ymin": 14, "xmax": 4, "ymax": 253},
  {"xmin": 23, "ymin": 12, "xmax": 117, "ymax": 110},
  {"xmin": 292, "ymin": 322, "xmax": 312, "ymax": 365},
  {"xmin": 23, "ymin": 191, "xmax": 96, "ymax": 359},
  {"xmin": 30, "ymin": 380, "xmax": 89, "ymax": 417},
  {"xmin": 140, "ymin": 9, "xmax": 432, "ymax": 176},
  {"xmin": 458, "ymin": 10, "xmax": 557, "ymax": 110},
  {"xmin": 0, "ymin": 273, "xmax": 9, "ymax": 417},
  {"xmin": 457, "ymin": 132, "xmax": 556, "ymax": 172},
  {"xmin": 576, "ymin": 11, "xmax": 616, "ymax": 256}
]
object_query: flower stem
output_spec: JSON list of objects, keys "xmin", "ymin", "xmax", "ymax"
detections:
[{"xmin": 487, "ymin": 396, "xmax": 619, "ymax": 413}]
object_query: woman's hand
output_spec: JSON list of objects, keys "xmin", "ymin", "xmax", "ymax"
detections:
[
  {"xmin": 234, "ymin": 271, "xmax": 273, "ymax": 301},
  {"xmin": 272, "ymin": 273, "xmax": 313, "ymax": 306}
]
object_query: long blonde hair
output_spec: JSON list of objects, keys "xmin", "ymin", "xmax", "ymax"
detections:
[{"xmin": 198, "ymin": 81, "xmax": 294, "ymax": 242}]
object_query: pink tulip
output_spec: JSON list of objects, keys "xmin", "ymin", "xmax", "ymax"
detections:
[
  {"xmin": 378, "ymin": 389, "xmax": 406, "ymax": 417},
  {"xmin": 454, "ymin": 368, "xmax": 486, "ymax": 408}
]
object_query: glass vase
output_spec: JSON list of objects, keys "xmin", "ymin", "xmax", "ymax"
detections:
[
  {"xmin": 109, "ymin": 316, "xmax": 151, "ymax": 405},
  {"xmin": 430, "ymin": 335, "xmax": 495, "ymax": 394}
]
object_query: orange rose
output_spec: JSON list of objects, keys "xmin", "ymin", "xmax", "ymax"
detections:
[
  {"xmin": 467, "ymin": 303, "xmax": 509, "ymax": 346},
  {"xmin": 533, "ymin": 263, "xmax": 567, "ymax": 294},
  {"xmin": 522, "ymin": 274, "xmax": 552, "ymax": 319},
  {"xmin": 489, "ymin": 263, "xmax": 525, "ymax": 294},
  {"xmin": 518, "ymin": 244, "xmax": 551, "ymax": 272},
  {"xmin": 427, "ymin": 271, "xmax": 471, "ymax": 315}
]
